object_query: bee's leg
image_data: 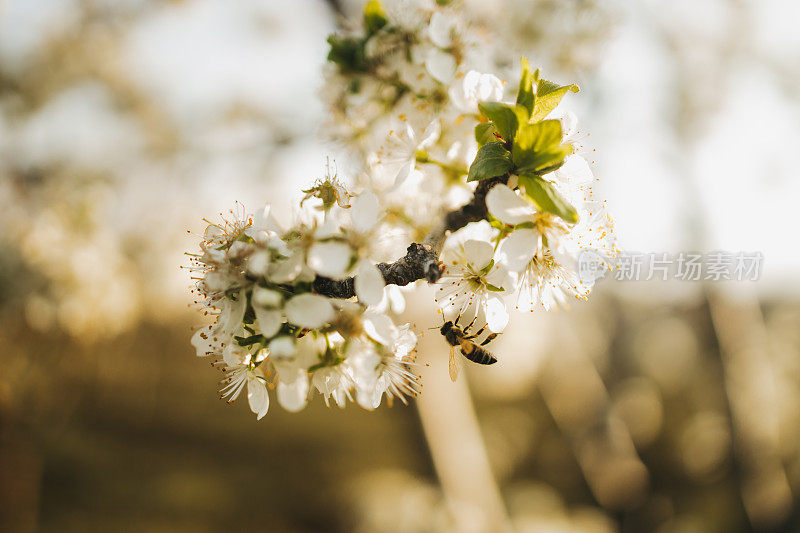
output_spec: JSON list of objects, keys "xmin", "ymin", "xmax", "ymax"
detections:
[
  {"xmin": 480, "ymin": 333, "xmax": 498, "ymax": 346},
  {"xmin": 465, "ymin": 324, "xmax": 487, "ymax": 340},
  {"xmin": 462, "ymin": 314, "xmax": 478, "ymax": 335}
]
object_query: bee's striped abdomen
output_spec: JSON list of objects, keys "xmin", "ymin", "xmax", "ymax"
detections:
[{"xmin": 460, "ymin": 342, "xmax": 497, "ymax": 365}]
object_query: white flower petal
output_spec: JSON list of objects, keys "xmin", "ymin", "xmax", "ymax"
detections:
[
  {"xmin": 387, "ymin": 285, "xmax": 406, "ymax": 314},
  {"xmin": 247, "ymin": 375, "xmax": 269, "ymax": 420},
  {"xmin": 332, "ymin": 389, "xmax": 347, "ymax": 407},
  {"xmin": 425, "ymin": 48, "xmax": 456, "ymax": 84},
  {"xmin": 347, "ymin": 340, "xmax": 380, "ymax": 386},
  {"xmin": 191, "ymin": 325, "xmax": 219, "ymax": 357},
  {"xmin": 314, "ymin": 218, "xmax": 341, "ymax": 240},
  {"xmin": 268, "ymin": 336, "xmax": 297, "ymax": 360},
  {"xmin": 498, "ymin": 228, "xmax": 540, "ymax": 272},
  {"xmin": 254, "ymin": 308, "xmax": 282, "ymax": 338},
  {"xmin": 448, "ymin": 82, "xmax": 471, "ymax": 113},
  {"xmin": 246, "ymin": 250, "xmax": 271, "ymax": 276},
  {"xmin": 449, "ymin": 71, "xmax": 504, "ymax": 114},
  {"xmin": 350, "ymin": 190, "xmax": 381, "ymax": 233},
  {"xmin": 204, "ymin": 224, "xmax": 224, "ymax": 243},
  {"xmin": 295, "ymin": 334, "xmax": 324, "ymax": 368},
  {"xmin": 389, "ymin": 159, "xmax": 415, "ymax": 191},
  {"xmin": 277, "ymin": 374, "xmax": 309, "ymax": 413},
  {"xmin": 445, "ymin": 220, "xmax": 498, "ymax": 250},
  {"xmin": 363, "ymin": 311, "xmax": 395, "ymax": 345},
  {"xmin": 307, "ymin": 241, "xmax": 353, "ymax": 279},
  {"xmin": 463, "ymin": 239, "xmax": 494, "ymax": 271},
  {"xmin": 254, "ymin": 348, "xmax": 268, "ymax": 363},
  {"xmin": 269, "ymin": 252, "xmax": 304, "ymax": 283},
  {"xmin": 559, "ymin": 111, "xmax": 578, "ymax": 138},
  {"xmin": 201, "ymin": 270, "xmax": 228, "ymax": 293},
  {"xmin": 476, "ymin": 73, "xmax": 504, "ymax": 102},
  {"xmin": 484, "ymin": 296, "xmax": 509, "ymax": 333},
  {"xmin": 462, "ymin": 70, "xmax": 481, "ymax": 94},
  {"xmin": 355, "ymin": 261, "xmax": 385, "ymax": 306},
  {"xmin": 313, "ymin": 369, "xmax": 338, "ymax": 396},
  {"xmin": 554, "ymin": 154, "xmax": 592, "ymax": 184},
  {"xmin": 393, "ymin": 324, "xmax": 417, "ymax": 357},
  {"xmin": 356, "ymin": 387, "xmax": 379, "ymax": 410},
  {"xmin": 485, "ymin": 262, "xmax": 513, "ymax": 290},
  {"xmin": 370, "ymin": 386, "xmax": 384, "ymax": 409},
  {"xmin": 428, "ymin": 11, "xmax": 453, "ymax": 48},
  {"xmin": 285, "ymin": 294, "xmax": 334, "ymax": 329},
  {"xmin": 252, "ymin": 286, "xmax": 282, "ymax": 308},
  {"xmin": 418, "ymin": 120, "xmax": 441, "ymax": 149},
  {"xmin": 220, "ymin": 291, "xmax": 247, "ymax": 335},
  {"xmin": 486, "ymin": 184, "xmax": 536, "ymax": 225},
  {"xmin": 223, "ymin": 344, "xmax": 250, "ymax": 367},
  {"xmin": 251, "ymin": 204, "xmax": 281, "ymax": 234},
  {"xmin": 296, "ymin": 264, "xmax": 317, "ymax": 283},
  {"xmin": 403, "ymin": 122, "xmax": 416, "ymax": 143}
]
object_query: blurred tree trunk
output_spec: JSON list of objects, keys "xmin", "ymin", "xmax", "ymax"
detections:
[{"xmin": 415, "ymin": 328, "xmax": 513, "ymax": 533}]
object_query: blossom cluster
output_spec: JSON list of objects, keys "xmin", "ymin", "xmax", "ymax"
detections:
[
  {"xmin": 189, "ymin": 199, "xmax": 419, "ymax": 419},
  {"xmin": 324, "ymin": 0, "xmax": 486, "ymax": 153},
  {"xmin": 189, "ymin": 1, "xmax": 616, "ymax": 418},
  {"xmin": 324, "ymin": 0, "xmax": 501, "ymax": 242}
]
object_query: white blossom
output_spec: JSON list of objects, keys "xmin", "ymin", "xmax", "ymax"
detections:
[
  {"xmin": 272, "ymin": 335, "xmax": 320, "ymax": 412},
  {"xmin": 375, "ymin": 120, "xmax": 441, "ymax": 191},
  {"xmin": 218, "ymin": 345, "xmax": 270, "ymax": 420},
  {"xmin": 284, "ymin": 293, "xmax": 335, "ymax": 329},
  {"xmin": 348, "ymin": 319, "xmax": 419, "ymax": 410},
  {"xmin": 436, "ymin": 237, "xmax": 511, "ymax": 333},
  {"xmin": 488, "ymin": 183, "xmax": 616, "ymax": 310},
  {"xmin": 449, "ymin": 70, "xmax": 505, "ymax": 114}
]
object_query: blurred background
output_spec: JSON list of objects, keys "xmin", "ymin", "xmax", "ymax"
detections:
[{"xmin": 1, "ymin": 0, "xmax": 799, "ymax": 531}]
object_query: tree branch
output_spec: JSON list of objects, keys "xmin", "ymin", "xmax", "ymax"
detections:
[
  {"xmin": 313, "ymin": 176, "xmax": 507, "ymax": 298},
  {"xmin": 423, "ymin": 176, "xmax": 507, "ymax": 255}
]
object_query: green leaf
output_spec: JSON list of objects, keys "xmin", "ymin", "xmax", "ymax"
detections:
[
  {"xmin": 519, "ymin": 175, "xmax": 578, "ymax": 223},
  {"xmin": 516, "ymin": 57, "xmax": 537, "ymax": 115},
  {"xmin": 326, "ymin": 35, "xmax": 368, "ymax": 72},
  {"xmin": 531, "ymin": 78, "xmax": 579, "ymax": 122},
  {"xmin": 363, "ymin": 0, "xmax": 388, "ymax": 34},
  {"xmin": 478, "ymin": 102, "xmax": 529, "ymax": 142},
  {"xmin": 512, "ymin": 120, "xmax": 572, "ymax": 175},
  {"xmin": 474, "ymin": 122, "xmax": 499, "ymax": 146},
  {"xmin": 484, "ymin": 283, "xmax": 505, "ymax": 292},
  {"xmin": 467, "ymin": 142, "xmax": 512, "ymax": 182},
  {"xmin": 235, "ymin": 334, "xmax": 265, "ymax": 347}
]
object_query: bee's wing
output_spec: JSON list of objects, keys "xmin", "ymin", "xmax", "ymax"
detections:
[{"xmin": 449, "ymin": 346, "xmax": 460, "ymax": 382}]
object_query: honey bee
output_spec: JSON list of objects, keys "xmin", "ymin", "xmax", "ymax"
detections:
[{"xmin": 440, "ymin": 315, "xmax": 499, "ymax": 381}]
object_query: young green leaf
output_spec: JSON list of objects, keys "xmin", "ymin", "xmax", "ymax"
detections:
[
  {"xmin": 516, "ymin": 57, "xmax": 536, "ymax": 115},
  {"xmin": 478, "ymin": 102, "xmax": 529, "ymax": 142},
  {"xmin": 474, "ymin": 122, "xmax": 499, "ymax": 146},
  {"xmin": 531, "ymin": 78, "xmax": 579, "ymax": 122},
  {"xmin": 512, "ymin": 120, "xmax": 572, "ymax": 175},
  {"xmin": 364, "ymin": 1, "xmax": 388, "ymax": 34},
  {"xmin": 235, "ymin": 333, "xmax": 266, "ymax": 347},
  {"xmin": 519, "ymin": 175, "xmax": 578, "ymax": 223},
  {"xmin": 467, "ymin": 141, "xmax": 512, "ymax": 182},
  {"xmin": 327, "ymin": 35, "xmax": 368, "ymax": 72}
]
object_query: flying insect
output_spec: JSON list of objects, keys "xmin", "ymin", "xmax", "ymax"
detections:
[{"xmin": 440, "ymin": 315, "xmax": 498, "ymax": 381}]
